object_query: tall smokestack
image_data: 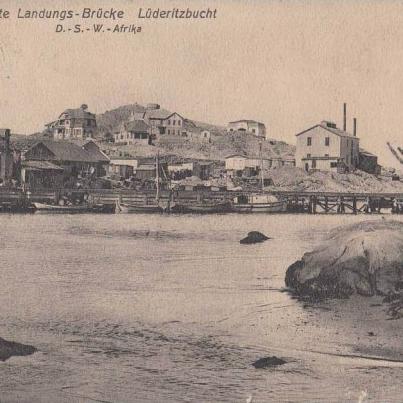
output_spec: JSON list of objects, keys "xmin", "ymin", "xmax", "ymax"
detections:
[
  {"xmin": 343, "ymin": 103, "xmax": 347, "ymax": 131},
  {"xmin": 353, "ymin": 118, "xmax": 357, "ymax": 137},
  {"xmin": 4, "ymin": 129, "xmax": 10, "ymax": 153}
]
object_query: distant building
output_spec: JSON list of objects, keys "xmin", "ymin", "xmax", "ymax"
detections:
[
  {"xmin": 358, "ymin": 149, "xmax": 380, "ymax": 174},
  {"xmin": 109, "ymin": 156, "xmax": 139, "ymax": 178},
  {"xmin": 23, "ymin": 139, "xmax": 109, "ymax": 181},
  {"xmin": 46, "ymin": 104, "xmax": 97, "ymax": 140},
  {"xmin": 225, "ymin": 154, "xmax": 271, "ymax": 177},
  {"xmin": 134, "ymin": 104, "xmax": 186, "ymax": 139},
  {"xmin": 114, "ymin": 114, "xmax": 150, "ymax": 145},
  {"xmin": 227, "ymin": 120, "xmax": 266, "ymax": 137},
  {"xmin": 295, "ymin": 120, "xmax": 359, "ymax": 172}
]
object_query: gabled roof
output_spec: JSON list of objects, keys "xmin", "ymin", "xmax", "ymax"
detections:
[
  {"xmin": 229, "ymin": 120, "xmax": 265, "ymax": 125},
  {"xmin": 145, "ymin": 108, "xmax": 174, "ymax": 120},
  {"xmin": 59, "ymin": 107, "xmax": 96, "ymax": 120},
  {"xmin": 29, "ymin": 140, "xmax": 106, "ymax": 163},
  {"xmin": 22, "ymin": 160, "xmax": 64, "ymax": 171},
  {"xmin": 296, "ymin": 123, "xmax": 358, "ymax": 139},
  {"xmin": 125, "ymin": 120, "xmax": 149, "ymax": 132}
]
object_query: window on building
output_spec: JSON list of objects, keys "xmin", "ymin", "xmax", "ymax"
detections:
[
  {"xmin": 168, "ymin": 129, "xmax": 170, "ymax": 134},
  {"xmin": 325, "ymin": 137, "xmax": 330, "ymax": 146},
  {"xmin": 325, "ymin": 154, "xmax": 329, "ymax": 157},
  {"xmin": 252, "ymin": 129, "xmax": 256, "ymax": 133},
  {"xmin": 307, "ymin": 137, "xmax": 312, "ymax": 146},
  {"xmin": 173, "ymin": 120, "xmax": 176, "ymax": 126},
  {"xmin": 168, "ymin": 120, "xmax": 170, "ymax": 125},
  {"xmin": 178, "ymin": 120, "xmax": 181, "ymax": 126},
  {"xmin": 307, "ymin": 153, "xmax": 311, "ymax": 158},
  {"xmin": 312, "ymin": 160, "xmax": 317, "ymax": 168},
  {"xmin": 330, "ymin": 162, "xmax": 338, "ymax": 168}
]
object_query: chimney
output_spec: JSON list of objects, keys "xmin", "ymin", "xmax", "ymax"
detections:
[
  {"xmin": 4, "ymin": 129, "xmax": 10, "ymax": 153},
  {"xmin": 353, "ymin": 118, "xmax": 357, "ymax": 137},
  {"xmin": 343, "ymin": 103, "xmax": 347, "ymax": 131}
]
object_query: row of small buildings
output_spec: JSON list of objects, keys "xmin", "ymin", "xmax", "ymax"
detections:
[{"xmin": 44, "ymin": 103, "xmax": 269, "ymax": 146}]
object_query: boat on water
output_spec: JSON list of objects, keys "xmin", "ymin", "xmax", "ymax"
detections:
[
  {"xmin": 231, "ymin": 139, "xmax": 287, "ymax": 213},
  {"xmin": 171, "ymin": 201, "xmax": 232, "ymax": 214},
  {"xmin": 33, "ymin": 202, "xmax": 93, "ymax": 213},
  {"xmin": 115, "ymin": 199, "xmax": 166, "ymax": 214},
  {"xmin": 232, "ymin": 193, "xmax": 287, "ymax": 213}
]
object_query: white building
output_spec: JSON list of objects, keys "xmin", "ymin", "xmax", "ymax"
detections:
[
  {"xmin": 295, "ymin": 120, "xmax": 360, "ymax": 172},
  {"xmin": 227, "ymin": 120, "xmax": 266, "ymax": 137}
]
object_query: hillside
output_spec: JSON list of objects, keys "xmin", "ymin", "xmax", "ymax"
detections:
[
  {"xmin": 266, "ymin": 166, "xmax": 403, "ymax": 192},
  {"xmin": 96, "ymin": 103, "xmax": 295, "ymax": 161}
]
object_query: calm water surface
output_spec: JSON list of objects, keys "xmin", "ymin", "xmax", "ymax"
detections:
[{"xmin": 0, "ymin": 213, "xmax": 401, "ymax": 402}]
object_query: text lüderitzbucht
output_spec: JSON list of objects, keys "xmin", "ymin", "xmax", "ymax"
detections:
[{"xmin": 138, "ymin": 8, "xmax": 217, "ymax": 19}]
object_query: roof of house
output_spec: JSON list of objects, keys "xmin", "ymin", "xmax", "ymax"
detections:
[
  {"xmin": 22, "ymin": 160, "xmax": 64, "ymax": 171},
  {"xmin": 28, "ymin": 140, "xmax": 107, "ymax": 163},
  {"xmin": 225, "ymin": 154, "xmax": 248, "ymax": 159},
  {"xmin": 359, "ymin": 148, "xmax": 377, "ymax": 157},
  {"xmin": 59, "ymin": 107, "xmax": 96, "ymax": 120},
  {"xmin": 145, "ymin": 108, "xmax": 174, "ymax": 120},
  {"xmin": 125, "ymin": 120, "xmax": 150, "ymax": 133},
  {"xmin": 229, "ymin": 120, "xmax": 265, "ymax": 125},
  {"xmin": 296, "ymin": 122, "xmax": 358, "ymax": 139}
]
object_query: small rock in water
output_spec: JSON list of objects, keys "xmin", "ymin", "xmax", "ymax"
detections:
[
  {"xmin": 252, "ymin": 356, "xmax": 286, "ymax": 368},
  {"xmin": 0, "ymin": 337, "xmax": 37, "ymax": 361},
  {"xmin": 240, "ymin": 231, "xmax": 270, "ymax": 244}
]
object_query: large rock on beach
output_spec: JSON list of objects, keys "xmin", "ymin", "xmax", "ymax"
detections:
[
  {"xmin": 285, "ymin": 220, "xmax": 403, "ymax": 300},
  {"xmin": 240, "ymin": 231, "xmax": 270, "ymax": 244},
  {"xmin": 0, "ymin": 337, "xmax": 37, "ymax": 361}
]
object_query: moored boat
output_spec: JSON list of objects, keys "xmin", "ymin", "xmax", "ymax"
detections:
[
  {"xmin": 115, "ymin": 199, "xmax": 165, "ymax": 214},
  {"xmin": 232, "ymin": 193, "xmax": 287, "ymax": 213},
  {"xmin": 171, "ymin": 201, "xmax": 232, "ymax": 214},
  {"xmin": 33, "ymin": 202, "xmax": 93, "ymax": 213}
]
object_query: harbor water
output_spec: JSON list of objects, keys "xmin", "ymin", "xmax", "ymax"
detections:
[{"xmin": 0, "ymin": 213, "xmax": 401, "ymax": 402}]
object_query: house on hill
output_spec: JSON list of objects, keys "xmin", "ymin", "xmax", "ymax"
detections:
[
  {"xmin": 295, "ymin": 120, "xmax": 359, "ymax": 172},
  {"xmin": 134, "ymin": 103, "xmax": 186, "ymax": 139},
  {"xmin": 46, "ymin": 104, "xmax": 97, "ymax": 140},
  {"xmin": 183, "ymin": 120, "xmax": 211, "ymax": 143},
  {"xmin": 114, "ymin": 116, "xmax": 150, "ymax": 145},
  {"xmin": 227, "ymin": 120, "xmax": 266, "ymax": 137}
]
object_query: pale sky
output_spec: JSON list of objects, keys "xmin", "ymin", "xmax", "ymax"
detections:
[{"xmin": 1, "ymin": 0, "xmax": 403, "ymax": 167}]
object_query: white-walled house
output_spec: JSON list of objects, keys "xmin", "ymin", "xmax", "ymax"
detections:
[
  {"xmin": 227, "ymin": 120, "xmax": 266, "ymax": 137},
  {"xmin": 295, "ymin": 121, "xmax": 359, "ymax": 172}
]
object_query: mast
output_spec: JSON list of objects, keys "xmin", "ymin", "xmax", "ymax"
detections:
[
  {"xmin": 259, "ymin": 140, "xmax": 264, "ymax": 192},
  {"xmin": 156, "ymin": 151, "xmax": 160, "ymax": 201}
]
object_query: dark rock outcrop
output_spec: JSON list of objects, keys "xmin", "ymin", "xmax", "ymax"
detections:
[
  {"xmin": 252, "ymin": 356, "xmax": 286, "ymax": 368},
  {"xmin": 240, "ymin": 231, "xmax": 270, "ymax": 244},
  {"xmin": 0, "ymin": 337, "xmax": 37, "ymax": 361},
  {"xmin": 285, "ymin": 220, "xmax": 403, "ymax": 301}
]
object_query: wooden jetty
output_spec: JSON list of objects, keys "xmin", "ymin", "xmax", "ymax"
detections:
[
  {"xmin": 269, "ymin": 191, "xmax": 403, "ymax": 214},
  {"xmin": 0, "ymin": 187, "xmax": 402, "ymax": 214}
]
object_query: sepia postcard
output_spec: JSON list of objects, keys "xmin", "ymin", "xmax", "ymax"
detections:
[{"xmin": 0, "ymin": 0, "xmax": 402, "ymax": 402}]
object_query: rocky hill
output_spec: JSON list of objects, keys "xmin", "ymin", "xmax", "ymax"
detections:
[{"xmin": 95, "ymin": 103, "xmax": 295, "ymax": 161}]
